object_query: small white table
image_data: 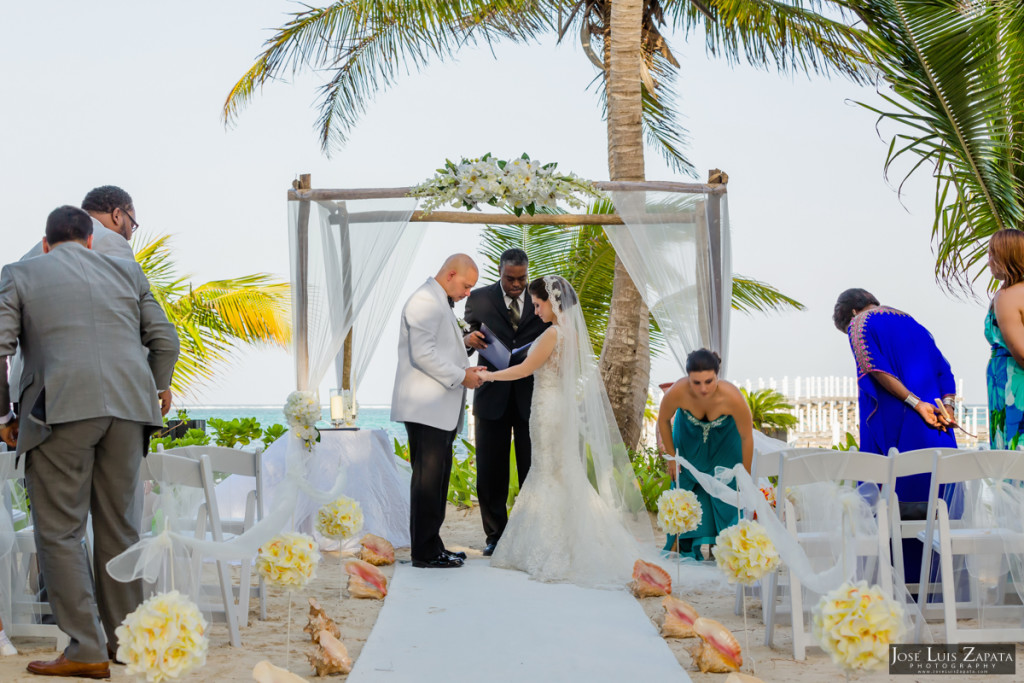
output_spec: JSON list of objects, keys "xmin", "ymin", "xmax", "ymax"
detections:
[{"xmin": 217, "ymin": 429, "xmax": 411, "ymax": 550}]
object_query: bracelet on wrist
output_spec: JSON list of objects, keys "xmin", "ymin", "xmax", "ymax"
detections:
[
  {"xmin": 942, "ymin": 396, "xmax": 956, "ymax": 407},
  {"xmin": 904, "ymin": 394, "xmax": 920, "ymax": 408}
]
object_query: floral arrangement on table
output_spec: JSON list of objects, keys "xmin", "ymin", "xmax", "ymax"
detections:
[
  {"xmin": 316, "ymin": 496, "xmax": 364, "ymax": 541},
  {"xmin": 115, "ymin": 590, "xmax": 208, "ymax": 683},
  {"xmin": 714, "ymin": 519, "xmax": 781, "ymax": 585},
  {"xmin": 284, "ymin": 390, "xmax": 321, "ymax": 451},
  {"xmin": 812, "ymin": 580, "xmax": 905, "ymax": 672},
  {"xmin": 656, "ymin": 489, "xmax": 703, "ymax": 536},
  {"xmin": 256, "ymin": 532, "xmax": 321, "ymax": 590},
  {"xmin": 409, "ymin": 153, "xmax": 604, "ymax": 216}
]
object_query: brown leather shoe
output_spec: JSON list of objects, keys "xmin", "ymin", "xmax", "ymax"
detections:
[{"xmin": 27, "ymin": 654, "xmax": 111, "ymax": 679}]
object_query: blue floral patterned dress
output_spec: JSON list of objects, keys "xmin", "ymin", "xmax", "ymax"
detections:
[{"xmin": 986, "ymin": 306, "xmax": 1024, "ymax": 449}]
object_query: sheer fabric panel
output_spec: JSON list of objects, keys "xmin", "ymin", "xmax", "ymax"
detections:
[{"xmin": 606, "ymin": 191, "xmax": 732, "ymax": 374}]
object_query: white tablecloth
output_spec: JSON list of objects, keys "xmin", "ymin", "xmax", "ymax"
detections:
[{"xmin": 216, "ymin": 429, "xmax": 411, "ymax": 550}]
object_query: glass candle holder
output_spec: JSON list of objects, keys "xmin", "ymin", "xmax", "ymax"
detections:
[{"xmin": 329, "ymin": 389, "xmax": 345, "ymax": 428}]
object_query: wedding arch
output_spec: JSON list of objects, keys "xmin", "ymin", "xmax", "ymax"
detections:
[{"xmin": 286, "ymin": 170, "xmax": 732, "ymax": 400}]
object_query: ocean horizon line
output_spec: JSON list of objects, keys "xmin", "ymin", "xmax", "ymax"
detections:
[{"xmin": 179, "ymin": 404, "xmax": 392, "ymax": 410}]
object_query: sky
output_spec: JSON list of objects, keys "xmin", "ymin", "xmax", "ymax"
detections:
[{"xmin": 0, "ymin": 1, "xmax": 990, "ymax": 406}]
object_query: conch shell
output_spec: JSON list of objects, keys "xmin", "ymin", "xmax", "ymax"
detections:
[
  {"xmin": 630, "ymin": 559, "xmax": 671, "ymax": 598},
  {"xmin": 359, "ymin": 534, "xmax": 395, "ymax": 565},
  {"xmin": 307, "ymin": 630, "xmax": 353, "ymax": 677},
  {"xmin": 345, "ymin": 558, "xmax": 388, "ymax": 599},
  {"xmin": 725, "ymin": 674, "xmax": 765, "ymax": 683},
  {"xmin": 688, "ymin": 617, "xmax": 743, "ymax": 673},
  {"xmin": 661, "ymin": 595, "xmax": 699, "ymax": 638},
  {"xmin": 252, "ymin": 660, "xmax": 310, "ymax": 683},
  {"xmin": 303, "ymin": 597, "xmax": 340, "ymax": 643}
]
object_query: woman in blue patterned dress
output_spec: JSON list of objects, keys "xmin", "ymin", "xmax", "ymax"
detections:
[
  {"xmin": 834, "ymin": 288, "xmax": 957, "ymax": 585},
  {"xmin": 657, "ymin": 349, "xmax": 753, "ymax": 560},
  {"xmin": 986, "ymin": 230, "xmax": 1024, "ymax": 449}
]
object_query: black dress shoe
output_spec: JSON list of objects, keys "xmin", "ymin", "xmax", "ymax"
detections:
[
  {"xmin": 412, "ymin": 554, "xmax": 464, "ymax": 568},
  {"xmin": 482, "ymin": 542, "xmax": 497, "ymax": 557},
  {"xmin": 444, "ymin": 549, "xmax": 467, "ymax": 560}
]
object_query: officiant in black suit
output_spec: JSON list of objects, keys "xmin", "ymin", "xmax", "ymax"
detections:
[{"xmin": 463, "ymin": 248, "xmax": 549, "ymax": 556}]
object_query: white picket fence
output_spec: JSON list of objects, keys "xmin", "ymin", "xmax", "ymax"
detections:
[{"xmin": 740, "ymin": 376, "xmax": 988, "ymax": 448}]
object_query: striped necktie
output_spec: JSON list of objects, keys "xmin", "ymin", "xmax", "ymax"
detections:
[{"xmin": 509, "ymin": 297, "xmax": 520, "ymax": 331}]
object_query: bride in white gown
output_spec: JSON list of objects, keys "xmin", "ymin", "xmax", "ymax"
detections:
[{"xmin": 479, "ymin": 275, "xmax": 655, "ymax": 589}]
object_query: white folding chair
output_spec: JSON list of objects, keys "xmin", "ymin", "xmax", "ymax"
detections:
[
  {"xmin": 162, "ymin": 445, "xmax": 266, "ymax": 625},
  {"xmin": 144, "ymin": 450, "xmax": 241, "ymax": 647},
  {"xmin": 913, "ymin": 449, "xmax": 1024, "ymax": 644},
  {"xmin": 0, "ymin": 447, "xmax": 70, "ymax": 651},
  {"xmin": 884, "ymin": 446, "xmax": 961, "ymax": 602},
  {"xmin": 765, "ymin": 448, "xmax": 894, "ymax": 659}
]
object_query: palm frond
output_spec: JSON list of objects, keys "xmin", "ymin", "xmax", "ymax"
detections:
[
  {"xmin": 187, "ymin": 277, "xmax": 292, "ymax": 346},
  {"xmin": 849, "ymin": 0, "xmax": 1024, "ymax": 290},
  {"xmin": 731, "ymin": 274, "xmax": 807, "ymax": 314},
  {"xmin": 225, "ymin": 1, "xmax": 557, "ymax": 154},
  {"xmin": 667, "ymin": 0, "xmax": 877, "ymax": 84}
]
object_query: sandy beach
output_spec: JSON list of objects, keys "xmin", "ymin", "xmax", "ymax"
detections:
[{"xmin": 1, "ymin": 503, "xmax": 1020, "ymax": 682}]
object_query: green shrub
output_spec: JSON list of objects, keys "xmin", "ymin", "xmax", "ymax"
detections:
[
  {"xmin": 149, "ymin": 428, "xmax": 211, "ymax": 452},
  {"xmin": 448, "ymin": 438, "xmax": 478, "ymax": 508},
  {"xmin": 262, "ymin": 423, "xmax": 287, "ymax": 446},
  {"xmin": 629, "ymin": 445, "xmax": 671, "ymax": 512},
  {"xmin": 208, "ymin": 417, "xmax": 263, "ymax": 448}
]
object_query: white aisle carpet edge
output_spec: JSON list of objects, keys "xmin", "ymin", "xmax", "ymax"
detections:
[{"xmin": 349, "ymin": 559, "xmax": 691, "ymax": 683}]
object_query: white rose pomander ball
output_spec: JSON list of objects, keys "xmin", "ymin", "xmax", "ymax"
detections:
[
  {"xmin": 813, "ymin": 580, "xmax": 905, "ymax": 672},
  {"xmin": 316, "ymin": 496, "xmax": 364, "ymax": 541},
  {"xmin": 714, "ymin": 519, "xmax": 781, "ymax": 585}
]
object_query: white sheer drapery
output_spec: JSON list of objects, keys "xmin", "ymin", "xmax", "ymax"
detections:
[
  {"xmin": 607, "ymin": 191, "xmax": 732, "ymax": 374},
  {"xmin": 336, "ymin": 227, "xmax": 424, "ymax": 391},
  {"xmin": 290, "ymin": 197, "xmax": 418, "ymax": 392}
]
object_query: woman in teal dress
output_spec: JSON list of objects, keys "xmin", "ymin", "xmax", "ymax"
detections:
[
  {"xmin": 986, "ymin": 230, "xmax": 1024, "ymax": 449},
  {"xmin": 657, "ymin": 349, "xmax": 753, "ymax": 559}
]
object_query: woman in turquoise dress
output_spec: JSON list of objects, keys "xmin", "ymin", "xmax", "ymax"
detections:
[
  {"xmin": 986, "ymin": 230, "xmax": 1024, "ymax": 449},
  {"xmin": 657, "ymin": 349, "xmax": 753, "ymax": 559}
]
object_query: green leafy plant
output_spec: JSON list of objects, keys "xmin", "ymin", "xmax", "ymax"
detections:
[
  {"xmin": 262, "ymin": 423, "xmax": 287, "ymax": 446},
  {"xmin": 174, "ymin": 408, "xmax": 190, "ymax": 422},
  {"xmin": 393, "ymin": 437, "xmax": 410, "ymax": 463},
  {"xmin": 148, "ymin": 428, "xmax": 211, "ymax": 453},
  {"xmin": 629, "ymin": 445, "xmax": 671, "ymax": 513},
  {"xmin": 448, "ymin": 438, "xmax": 478, "ymax": 509},
  {"xmin": 741, "ymin": 388, "xmax": 799, "ymax": 434},
  {"xmin": 832, "ymin": 432, "xmax": 859, "ymax": 452},
  {"xmin": 208, "ymin": 417, "xmax": 263, "ymax": 448},
  {"xmin": 505, "ymin": 443, "xmax": 520, "ymax": 514}
]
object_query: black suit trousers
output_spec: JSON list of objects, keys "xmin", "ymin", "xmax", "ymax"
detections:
[
  {"xmin": 475, "ymin": 399, "xmax": 532, "ymax": 545},
  {"xmin": 405, "ymin": 421, "xmax": 456, "ymax": 560}
]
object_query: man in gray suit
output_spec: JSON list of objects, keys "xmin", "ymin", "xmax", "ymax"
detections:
[
  {"xmin": 11, "ymin": 185, "xmax": 142, "ymax": 408},
  {"xmin": 0, "ymin": 206, "xmax": 179, "ymax": 679}
]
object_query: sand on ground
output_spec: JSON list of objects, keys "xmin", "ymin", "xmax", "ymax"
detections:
[{"xmin": 1, "ymin": 504, "xmax": 1020, "ymax": 682}]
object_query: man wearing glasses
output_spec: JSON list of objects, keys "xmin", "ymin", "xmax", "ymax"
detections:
[{"xmin": 21, "ymin": 185, "xmax": 138, "ymax": 261}]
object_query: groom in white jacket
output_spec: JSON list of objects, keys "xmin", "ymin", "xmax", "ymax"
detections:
[{"xmin": 392, "ymin": 254, "xmax": 485, "ymax": 568}]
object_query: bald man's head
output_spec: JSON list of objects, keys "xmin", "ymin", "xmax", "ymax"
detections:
[{"xmin": 435, "ymin": 253, "xmax": 479, "ymax": 302}]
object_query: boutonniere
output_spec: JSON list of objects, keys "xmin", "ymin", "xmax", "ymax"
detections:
[{"xmin": 456, "ymin": 318, "xmax": 471, "ymax": 333}]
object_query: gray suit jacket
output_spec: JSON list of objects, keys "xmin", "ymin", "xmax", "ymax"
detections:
[
  {"xmin": 0, "ymin": 242, "xmax": 179, "ymax": 455},
  {"xmin": 9, "ymin": 218, "xmax": 134, "ymax": 398}
]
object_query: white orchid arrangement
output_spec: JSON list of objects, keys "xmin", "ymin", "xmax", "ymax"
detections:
[
  {"xmin": 410, "ymin": 153, "xmax": 604, "ymax": 216},
  {"xmin": 284, "ymin": 390, "xmax": 321, "ymax": 451}
]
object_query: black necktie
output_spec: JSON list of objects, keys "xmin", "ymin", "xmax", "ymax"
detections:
[
  {"xmin": 447, "ymin": 296, "xmax": 454, "ymax": 309},
  {"xmin": 509, "ymin": 297, "xmax": 520, "ymax": 331}
]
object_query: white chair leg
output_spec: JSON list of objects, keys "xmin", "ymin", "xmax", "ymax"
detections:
[
  {"xmin": 790, "ymin": 569, "xmax": 806, "ymax": 661},
  {"xmin": 763, "ymin": 569, "xmax": 778, "ymax": 648},
  {"xmin": 215, "ymin": 559, "xmax": 241, "ymax": 647}
]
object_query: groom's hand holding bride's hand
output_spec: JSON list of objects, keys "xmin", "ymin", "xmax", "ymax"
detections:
[{"xmin": 462, "ymin": 366, "xmax": 487, "ymax": 389}]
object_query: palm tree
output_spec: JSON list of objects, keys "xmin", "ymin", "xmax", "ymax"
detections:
[
  {"xmin": 223, "ymin": 0, "xmax": 873, "ymax": 444},
  {"xmin": 134, "ymin": 234, "xmax": 291, "ymax": 396},
  {"xmin": 848, "ymin": 0, "xmax": 1024, "ymax": 290},
  {"xmin": 741, "ymin": 387, "xmax": 798, "ymax": 435}
]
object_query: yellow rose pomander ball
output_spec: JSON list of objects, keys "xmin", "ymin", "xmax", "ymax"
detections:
[
  {"xmin": 812, "ymin": 580, "xmax": 905, "ymax": 672},
  {"xmin": 316, "ymin": 496, "xmax": 365, "ymax": 541},
  {"xmin": 657, "ymin": 489, "xmax": 703, "ymax": 536},
  {"xmin": 256, "ymin": 532, "xmax": 321, "ymax": 590},
  {"xmin": 115, "ymin": 590, "xmax": 208, "ymax": 683},
  {"xmin": 714, "ymin": 519, "xmax": 781, "ymax": 585}
]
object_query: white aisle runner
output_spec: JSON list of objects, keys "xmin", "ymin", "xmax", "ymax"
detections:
[{"xmin": 349, "ymin": 559, "xmax": 691, "ymax": 682}]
